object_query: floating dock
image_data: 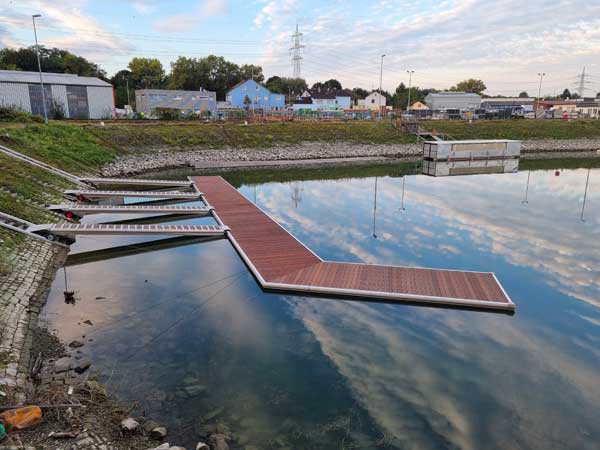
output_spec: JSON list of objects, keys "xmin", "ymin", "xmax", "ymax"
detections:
[
  {"xmin": 48, "ymin": 203, "xmax": 213, "ymax": 218},
  {"xmin": 193, "ymin": 176, "xmax": 514, "ymax": 311},
  {"xmin": 422, "ymin": 140, "xmax": 520, "ymax": 177},
  {"xmin": 64, "ymin": 190, "xmax": 201, "ymax": 202}
]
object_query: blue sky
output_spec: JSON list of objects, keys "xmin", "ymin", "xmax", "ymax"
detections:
[{"xmin": 1, "ymin": 0, "xmax": 600, "ymax": 96}]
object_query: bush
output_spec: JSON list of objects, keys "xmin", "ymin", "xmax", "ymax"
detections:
[{"xmin": 0, "ymin": 105, "xmax": 44, "ymax": 123}]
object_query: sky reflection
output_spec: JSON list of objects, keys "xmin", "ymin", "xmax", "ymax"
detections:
[{"xmin": 43, "ymin": 166, "xmax": 599, "ymax": 449}]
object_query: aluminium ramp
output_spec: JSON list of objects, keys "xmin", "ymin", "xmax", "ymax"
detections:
[
  {"xmin": 48, "ymin": 203, "xmax": 213, "ymax": 217},
  {"xmin": 64, "ymin": 190, "xmax": 201, "ymax": 202},
  {"xmin": 80, "ymin": 177, "xmax": 193, "ymax": 188}
]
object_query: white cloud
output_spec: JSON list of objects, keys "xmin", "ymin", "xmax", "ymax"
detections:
[{"xmin": 154, "ymin": 0, "xmax": 228, "ymax": 33}]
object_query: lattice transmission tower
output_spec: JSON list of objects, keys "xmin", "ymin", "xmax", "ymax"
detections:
[{"xmin": 290, "ymin": 24, "xmax": 304, "ymax": 79}]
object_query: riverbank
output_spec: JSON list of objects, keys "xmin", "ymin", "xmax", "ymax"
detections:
[{"xmin": 101, "ymin": 138, "xmax": 600, "ymax": 176}]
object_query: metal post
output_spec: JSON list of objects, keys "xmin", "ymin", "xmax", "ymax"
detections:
[
  {"xmin": 378, "ymin": 54, "xmax": 385, "ymax": 121},
  {"xmin": 372, "ymin": 176, "xmax": 378, "ymax": 238},
  {"xmin": 400, "ymin": 176, "xmax": 406, "ymax": 210},
  {"xmin": 406, "ymin": 70, "xmax": 414, "ymax": 112},
  {"xmin": 580, "ymin": 167, "xmax": 591, "ymax": 222},
  {"xmin": 522, "ymin": 171, "xmax": 531, "ymax": 204},
  {"xmin": 125, "ymin": 77, "xmax": 131, "ymax": 106},
  {"xmin": 32, "ymin": 14, "xmax": 48, "ymax": 125},
  {"xmin": 536, "ymin": 72, "xmax": 546, "ymax": 118}
]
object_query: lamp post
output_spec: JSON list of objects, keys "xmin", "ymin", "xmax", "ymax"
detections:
[
  {"xmin": 536, "ymin": 72, "xmax": 546, "ymax": 118},
  {"xmin": 32, "ymin": 14, "xmax": 48, "ymax": 125},
  {"xmin": 378, "ymin": 54, "xmax": 385, "ymax": 121},
  {"xmin": 406, "ymin": 70, "xmax": 414, "ymax": 112}
]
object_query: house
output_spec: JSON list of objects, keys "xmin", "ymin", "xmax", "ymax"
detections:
[
  {"xmin": 424, "ymin": 92, "xmax": 481, "ymax": 111},
  {"xmin": 481, "ymin": 97, "xmax": 535, "ymax": 111},
  {"xmin": 409, "ymin": 101, "xmax": 429, "ymax": 110},
  {"xmin": 357, "ymin": 92, "xmax": 387, "ymax": 110},
  {"xmin": 225, "ymin": 79, "xmax": 285, "ymax": 110},
  {"xmin": 0, "ymin": 69, "xmax": 114, "ymax": 119},
  {"xmin": 293, "ymin": 89, "xmax": 353, "ymax": 111},
  {"xmin": 135, "ymin": 88, "xmax": 217, "ymax": 117},
  {"xmin": 576, "ymin": 100, "xmax": 600, "ymax": 118}
]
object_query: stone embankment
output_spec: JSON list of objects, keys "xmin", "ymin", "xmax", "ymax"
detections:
[
  {"xmin": 0, "ymin": 236, "xmax": 66, "ymax": 399},
  {"xmin": 101, "ymin": 138, "xmax": 600, "ymax": 176}
]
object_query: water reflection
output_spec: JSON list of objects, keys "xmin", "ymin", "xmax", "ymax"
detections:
[{"xmin": 43, "ymin": 164, "xmax": 599, "ymax": 449}]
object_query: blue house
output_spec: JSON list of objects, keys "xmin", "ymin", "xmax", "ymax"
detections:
[{"xmin": 225, "ymin": 79, "xmax": 285, "ymax": 110}]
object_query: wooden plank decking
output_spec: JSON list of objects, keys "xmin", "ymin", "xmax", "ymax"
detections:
[{"xmin": 193, "ymin": 176, "xmax": 514, "ymax": 311}]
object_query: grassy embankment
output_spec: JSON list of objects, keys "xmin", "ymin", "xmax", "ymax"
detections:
[{"xmin": 421, "ymin": 119, "xmax": 600, "ymax": 140}]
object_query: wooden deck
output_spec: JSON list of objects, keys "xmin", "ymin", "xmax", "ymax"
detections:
[{"xmin": 192, "ymin": 176, "xmax": 514, "ymax": 311}]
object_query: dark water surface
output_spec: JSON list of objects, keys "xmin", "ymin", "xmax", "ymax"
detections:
[{"xmin": 43, "ymin": 163, "xmax": 600, "ymax": 450}]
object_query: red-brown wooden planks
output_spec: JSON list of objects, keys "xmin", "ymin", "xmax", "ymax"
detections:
[{"xmin": 193, "ymin": 176, "xmax": 513, "ymax": 309}]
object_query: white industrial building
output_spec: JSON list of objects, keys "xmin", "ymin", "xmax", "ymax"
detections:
[
  {"xmin": 425, "ymin": 92, "xmax": 482, "ymax": 110},
  {"xmin": 0, "ymin": 69, "xmax": 114, "ymax": 119}
]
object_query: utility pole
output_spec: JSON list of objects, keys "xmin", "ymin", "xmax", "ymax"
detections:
[
  {"xmin": 536, "ymin": 72, "xmax": 546, "ymax": 118},
  {"xmin": 290, "ymin": 24, "xmax": 304, "ymax": 78},
  {"xmin": 576, "ymin": 66, "xmax": 590, "ymax": 97},
  {"xmin": 378, "ymin": 54, "xmax": 385, "ymax": 121},
  {"xmin": 406, "ymin": 70, "xmax": 414, "ymax": 112},
  {"xmin": 32, "ymin": 14, "xmax": 48, "ymax": 125},
  {"xmin": 124, "ymin": 76, "xmax": 131, "ymax": 106}
]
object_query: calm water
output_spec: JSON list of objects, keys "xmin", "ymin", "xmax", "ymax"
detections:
[{"xmin": 43, "ymin": 163, "xmax": 599, "ymax": 450}]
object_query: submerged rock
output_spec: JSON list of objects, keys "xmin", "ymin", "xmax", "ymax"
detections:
[
  {"xmin": 208, "ymin": 434, "xmax": 229, "ymax": 450},
  {"xmin": 69, "ymin": 339, "xmax": 84, "ymax": 348},
  {"xmin": 151, "ymin": 426, "xmax": 168, "ymax": 439},
  {"xmin": 121, "ymin": 417, "xmax": 140, "ymax": 432},
  {"xmin": 202, "ymin": 406, "xmax": 225, "ymax": 422}
]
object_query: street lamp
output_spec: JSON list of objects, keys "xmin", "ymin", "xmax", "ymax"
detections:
[
  {"xmin": 378, "ymin": 54, "xmax": 385, "ymax": 121},
  {"xmin": 536, "ymin": 72, "xmax": 546, "ymax": 118},
  {"xmin": 32, "ymin": 14, "xmax": 48, "ymax": 124},
  {"xmin": 406, "ymin": 70, "xmax": 414, "ymax": 112}
]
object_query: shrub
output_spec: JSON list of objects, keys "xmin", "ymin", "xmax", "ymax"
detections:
[{"xmin": 0, "ymin": 105, "xmax": 44, "ymax": 123}]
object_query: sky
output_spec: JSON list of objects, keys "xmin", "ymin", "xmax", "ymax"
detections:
[{"xmin": 1, "ymin": 0, "xmax": 600, "ymax": 97}]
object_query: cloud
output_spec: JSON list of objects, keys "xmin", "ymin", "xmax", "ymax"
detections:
[{"xmin": 154, "ymin": 0, "xmax": 228, "ymax": 33}]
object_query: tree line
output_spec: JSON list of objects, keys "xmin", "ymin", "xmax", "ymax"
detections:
[{"xmin": 3, "ymin": 46, "xmax": 598, "ymax": 109}]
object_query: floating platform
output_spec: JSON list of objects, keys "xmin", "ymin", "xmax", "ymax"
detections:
[
  {"xmin": 80, "ymin": 177, "xmax": 193, "ymax": 188},
  {"xmin": 193, "ymin": 176, "xmax": 514, "ymax": 311},
  {"xmin": 64, "ymin": 190, "xmax": 201, "ymax": 202},
  {"xmin": 48, "ymin": 202, "xmax": 213, "ymax": 218},
  {"xmin": 422, "ymin": 140, "xmax": 520, "ymax": 177}
]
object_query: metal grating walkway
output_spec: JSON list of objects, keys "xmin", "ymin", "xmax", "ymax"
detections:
[
  {"xmin": 193, "ymin": 176, "xmax": 514, "ymax": 311},
  {"xmin": 64, "ymin": 190, "xmax": 201, "ymax": 201},
  {"xmin": 80, "ymin": 177, "xmax": 193, "ymax": 188},
  {"xmin": 34, "ymin": 223, "xmax": 228, "ymax": 237},
  {"xmin": 48, "ymin": 203, "xmax": 213, "ymax": 216}
]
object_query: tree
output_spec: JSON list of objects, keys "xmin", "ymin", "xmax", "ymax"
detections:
[
  {"xmin": 351, "ymin": 87, "xmax": 369, "ymax": 102},
  {"xmin": 449, "ymin": 78, "xmax": 487, "ymax": 94},
  {"xmin": 243, "ymin": 95, "xmax": 252, "ymax": 109},
  {"xmin": 239, "ymin": 64, "xmax": 264, "ymax": 82},
  {"xmin": 518, "ymin": 91, "xmax": 529, "ymax": 98},
  {"xmin": 111, "ymin": 70, "xmax": 133, "ymax": 108},
  {"xmin": 560, "ymin": 89, "xmax": 571, "ymax": 99},
  {"xmin": 0, "ymin": 46, "xmax": 106, "ymax": 79},
  {"xmin": 128, "ymin": 57, "xmax": 164, "ymax": 89},
  {"xmin": 311, "ymin": 79, "xmax": 342, "ymax": 92},
  {"xmin": 266, "ymin": 76, "xmax": 307, "ymax": 99}
]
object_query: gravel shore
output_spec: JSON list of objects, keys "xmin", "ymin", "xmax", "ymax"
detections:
[{"xmin": 101, "ymin": 138, "xmax": 600, "ymax": 176}]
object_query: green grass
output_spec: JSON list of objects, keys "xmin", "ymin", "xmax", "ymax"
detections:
[
  {"xmin": 0, "ymin": 123, "xmax": 118, "ymax": 174},
  {"xmin": 89, "ymin": 121, "xmax": 416, "ymax": 150},
  {"xmin": 421, "ymin": 119, "xmax": 600, "ymax": 140}
]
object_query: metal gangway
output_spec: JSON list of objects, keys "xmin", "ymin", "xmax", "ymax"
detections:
[
  {"xmin": 80, "ymin": 177, "xmax": 193, "ymax": 188},
  {"xmin": 63, "ymin": 189, "xmax": 202, "ymax": 202},
  {"xmin": 48, "ymin": 202, "xmax": 213, "ymax": 219}
]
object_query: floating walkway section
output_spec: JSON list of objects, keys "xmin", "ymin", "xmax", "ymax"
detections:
[
  {"xmin": 193, "ymin": 176, "xmax": 514, "ymax": 311},
  {"xmin": 64, "ymin": 190, "xmax": 201, "ymax": 202},
  {"xmin": 48, "ymin": 203, "xmax": 213, "ymax": 218}
]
